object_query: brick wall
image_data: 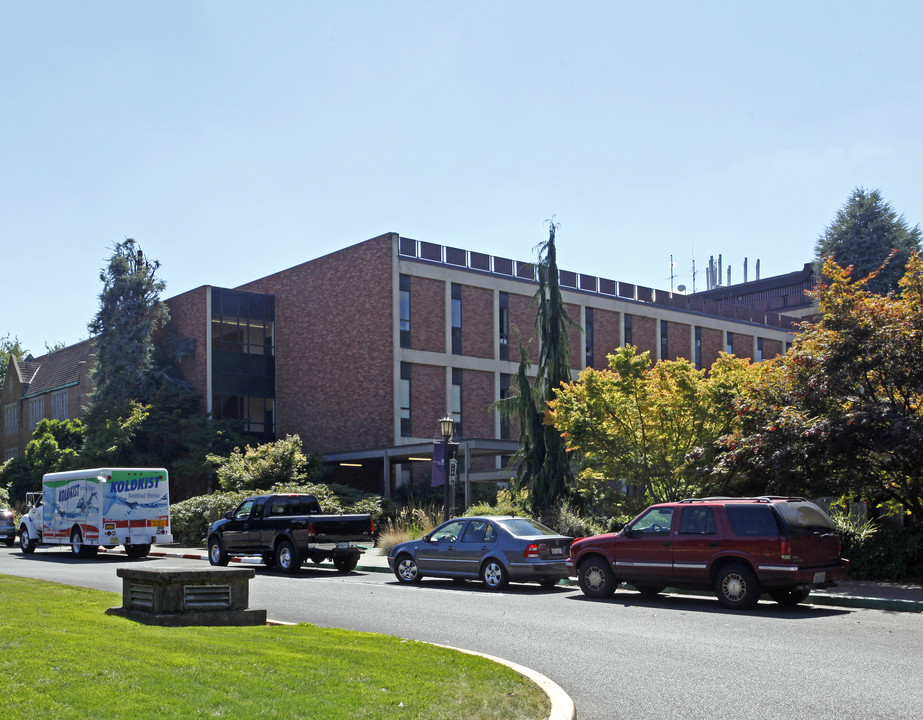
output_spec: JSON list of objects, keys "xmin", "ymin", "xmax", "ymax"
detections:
[
  {"xmin": 731, "ymin": 332, "xmax": 754, "ymax": 360},
  {"xmin": 461, "ymin": 285, "xmax": 493, "ymax": 359},
  {"xmin": 631, "ymin": 315, "xmax": 657, "ymax": 358},
  {"xmin": 665, "ymin": 321, "xmax": 691, "ymax": 361},
  {"xmin": 508, "ymin": 291, "xmax": 537, "ymax": 364},
  {"xmin": 462, "ymin": 368, "xmax": 494, "ymax": 438},
  {"xmin": 411, "ymin": 364, "xmax": 446, "ymax": 438},
  {"xmin": 697, "ymin": 327, "xmax": 723, "ymax": 369},
  {"xmin": 761, "ymin": 337, "xmax": 784, "ymax": 359},
  {"xmin": 593, "ymin": 308, "xmax": 621, "ymax": 369},
  {"xmin": 238, "ymin": 233, "xmax": 395, "ymax": 454},
  {"xmin": 164, "ymin": 286, "xmax": 209, "ymax": 411},
  {"xmin": 412, "ymin": 276, "xmax": 446, "ymax": 353}
]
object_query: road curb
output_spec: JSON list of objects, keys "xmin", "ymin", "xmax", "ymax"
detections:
[{"xmin": 432, "ymin": 643, "xmax": 576, "ymax": 720}]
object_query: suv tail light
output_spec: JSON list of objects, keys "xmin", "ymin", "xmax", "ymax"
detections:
[
  {"xmin": 780, "ymin": 538, "xmax": 791, "ymax": 561},
  {"xmin": 524, "ymin": 544, "xmax": 540, "ymax": 559}
]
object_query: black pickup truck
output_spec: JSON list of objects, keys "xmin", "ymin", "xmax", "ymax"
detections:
[{"xmin": 206, "ymin": 494, "xmax": 374, "ymax": 573}]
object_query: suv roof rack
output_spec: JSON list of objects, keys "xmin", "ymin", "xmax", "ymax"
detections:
[{"xmin": 678, "ymin": 495, "xmax": 807, "ymax": 504}]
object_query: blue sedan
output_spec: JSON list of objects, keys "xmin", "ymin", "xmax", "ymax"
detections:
[{"xmin": 387, "ymin": 515, "xmax": 572, "ymax": 590}]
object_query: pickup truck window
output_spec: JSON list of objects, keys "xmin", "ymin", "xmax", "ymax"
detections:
[
  {"xmin": 269, "ymin": 496, "xmax": 323, "ymax": 516},
  {"xmin": 679, "ymin": 507, "xmax": 717, "ymax": 534},
  {"xmin": 234, "ymin": 500, "xmax": 255, "ymax": 520}
]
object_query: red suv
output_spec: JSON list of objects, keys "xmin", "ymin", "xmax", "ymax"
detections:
[{"xmin": 567, "ymin": 497, "xmax": 848, "ymax": 609}]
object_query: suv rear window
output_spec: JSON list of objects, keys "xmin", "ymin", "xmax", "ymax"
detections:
[
  {"xmin": 773, "ymin": 501, "xmax": 836, "ymax": 536},
  {"xmin": 724, "ymin": 505, "xmax": 782, "ymax": 537}
]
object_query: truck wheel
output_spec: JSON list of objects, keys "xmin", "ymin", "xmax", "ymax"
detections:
[
  {"xmin": 578, "ymin": 556, "xmax": 617, "ymax": 598},
  {"xmin": 19, "ymin": 526, "xmax": 36, "ymax": 554},
  {"xmin": 275, "ymin": 540, "xmax": 300, "ymax": 574},
  {"xmin": 480, "ymin": 559, "xmax": 509, "ymax": 590},
  {"xmin": 208, "ymin": 537, "xmax": 229, "ymax": 566},
  {"xmin": 125, "ymin": 544, "xmax": 151, "ymax": 559},
  {"xmin": 394, "ymin": 554, "xmax": 422, "ymax": 583},
  {"xmin": 70, "ymin": 528, "xmax": 98, "ymax": 559},
  {"xmin": 333, "ymin": 554, "xmax": 359, "ymax": 573},
  {"xmin": 769, "ymin": 588, "xmax": 811, "ymax": 607},
  {"xmin": 715, "ymin": 563, "xmax": 761, "ymax": 609}
]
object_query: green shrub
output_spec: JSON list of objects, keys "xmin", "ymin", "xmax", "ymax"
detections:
[
  {"xmin": 839, "ymin": 523, "xmax": 923, "ymax": 581},
  {"xmin": 169, "ymin": 490, "xmax": 251, "ymax": 545},
  {"xmin": 464, "ymin": 488, "xmax": 532, "ymax": 518},
  {"xmin": 540, "ymin": 501, "xmax": 604, "ymax": 538}
]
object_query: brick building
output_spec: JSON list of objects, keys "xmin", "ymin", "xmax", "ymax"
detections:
[
  {"xmin": 1, "ymin": 339, "xmax": 96, "ymax": 461},
  {"xmin": 2, "ymin": 232, "xmax": 803, "ymax": 503}
]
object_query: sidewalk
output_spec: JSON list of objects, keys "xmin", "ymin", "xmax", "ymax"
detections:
[{"xmin": 138, "ymin": 544, "xmax": 923, "ymax": 613}]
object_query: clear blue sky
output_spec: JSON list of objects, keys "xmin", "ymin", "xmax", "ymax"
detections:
[{"xmin": 2, "ymin": 1, "xmax": 921, "ymax": 356}]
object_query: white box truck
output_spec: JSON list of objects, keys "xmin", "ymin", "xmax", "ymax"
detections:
[{"xmin": 18, "ymin": 468, "xmax": 172, "ymax": 559}]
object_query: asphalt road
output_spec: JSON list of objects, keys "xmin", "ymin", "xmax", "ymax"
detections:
[{"xmin": 2, "ymin": 546, "xmax": 921, "ymax": 720}]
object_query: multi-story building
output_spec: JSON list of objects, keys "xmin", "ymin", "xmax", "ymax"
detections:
[
  {"xmin": 1, "ymin": 339, "xmax": 96, "ymax": 462},
  {"xmin": 2, "ymin": 232, "xmax": 803, "ymax": 504}
]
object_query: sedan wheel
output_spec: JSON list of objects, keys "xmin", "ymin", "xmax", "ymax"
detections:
[
  {"xmin": 480, "ymin": 560, "xmax": 509, "ymax": 590},
  {"xmin": 395, "ymin": 554, "xmax": 422, "ymax": 584}
]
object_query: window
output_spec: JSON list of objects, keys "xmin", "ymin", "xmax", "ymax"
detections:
[
  {"xmin": 624, "ymin": 313, "xmax": 633, "ymax": 346},
  {"xmin": 3, "ymin": 404, "xmax": 17, "ymax": 435},
  {"xmin": 451, "ymin": 368, "xmax": 462, "ymax": 435},
  {"xmin": 28, "ymin": 397, "xmax": 43, "ymax": 431},
  {"xmin": 432, "ymin": 519, "xmax": 466, "ymax": 542},
  {"xmin": 499, "ymin": 374, "xmax": 511, "ymax": 439},
  {"xmin": 757, "ymin": 337, "xmax": 764, "ymax": 362},
  {"xmin": 400, "ymin": 275, "xmax": 411, "ymax": 349},
  {"xmin": 585, "ymin": 307, "xmax": 595, "ymax": 368},
  {"xmin": 725, "ymin": 505, "xmax": 781, "ymax": 537},
  {"xmin": 215, "ymin": 396, "xmax": 275, "ymax": 435},
  {"xmin": 499, "ymin": 292, "xmax": 510, "ymax": 361},
  {"xmin": 679, "ymin": 507, "xmax": 717, "ymax": 535},
  {"xmin": 461, "ymin": 519, "xmax": 496, "ymax": 543},
  {"xmin": 51, "ymin": 390, "xmax": 67, "ymax": 421},
  {"xmin": 400, "ymin": 363, "xmax": 412, "ymax": 437},
  {"xmin": 695, "ymin": 326, "xmax": 703, "ymax": 370},
  {"xmin": 660, "ymin": 320, "xmax": 669, "ymax": 360},
  {"xmin": 629, "ymin": 507, "xmax": 673, "ymax": 534},
  {"xmin": 726, "ymin": 331, "xmax": 734, "ymax": 355},
  {"xmin": 234, "ymin": 500, "xmax": 255, "ymax": 520},
  {"xmin": 451, "ymin": 283, "xmax": 462, "ymax": 355},
  {"xmin": 3, "ymin": 447, "xmax": 18, "ymax": 461}
]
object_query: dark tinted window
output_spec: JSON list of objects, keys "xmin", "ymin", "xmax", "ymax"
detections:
[
  {"xmin": 725, "ymin": 505, "xmax": 781, "ymax": 537},
  {"xmin": 497, "ymin": 518, "xmax": 559, "ymax": 537},
  {"xmin": 773, "ymin": 501, "xmax": 836, "ymax": 536},
  {"xmin": 679, "ymin": 507, "xmax": 717, "ymax": 535}
]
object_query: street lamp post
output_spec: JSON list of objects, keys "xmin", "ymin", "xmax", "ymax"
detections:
[{"xmin": 439, "ymin": 415, "xmax": 455, "ymax": 522}]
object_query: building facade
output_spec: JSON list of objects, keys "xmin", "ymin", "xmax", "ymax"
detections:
[{"xmin": 3, "ymin": 233, "xmax": 804, "ymax": 503}]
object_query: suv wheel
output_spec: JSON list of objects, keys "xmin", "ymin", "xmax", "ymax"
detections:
[
  {"xmin": 578, "ymin": 557, "xmax": 617, "ymax": 598},
  {"xmin": 715, "ymin": 563, "xmax": 760, "ymax": 609}
]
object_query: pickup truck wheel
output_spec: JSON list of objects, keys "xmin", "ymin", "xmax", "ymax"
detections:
[
  {"xmin": 333, "ymin": 555, "xmax": 359, "ymax": 573},
  {"xmin": 769, "ymin": 588, "xmax": 811, "ymax": 606},
  {"xmin": 578, "ymin": 557, "xmax": 617, "ymax": 598},
  {"xmin": 125, "ymin": 544, "xmax": 151, "ymax": 559},
  {"xmin": 208, "ymin": 537, "xmax": 229, "ymax": 566},
  {"xmin": 19, "ymin": 526, "xmax": 36, "ymax": 554},
  {"xmin": 480, "ymin": 560, "xmax": 509, "ymax": 590},
  {"xmin": 70, "ymin": 528, "xmax": 97, "ymax": 559},
  {"xmin": 394, "ymin": 554, "xmax": 422, "ymax": 583},
  {"xmin": 275, "ymin": 540, "xmax": 300, "ymax": 574},
  {"xmin": 715, "ymin": 563, "xmax": 761, "ymax": 609}
]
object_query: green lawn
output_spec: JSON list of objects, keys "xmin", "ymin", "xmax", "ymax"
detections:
[{"xmin": 0, "ymin": 575, "xmax": 548, "ymax": 719}]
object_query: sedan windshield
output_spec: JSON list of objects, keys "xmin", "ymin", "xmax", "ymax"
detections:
[{"xmin": 496, "ymin": 518, "xmax": 559, "ymax": 537}]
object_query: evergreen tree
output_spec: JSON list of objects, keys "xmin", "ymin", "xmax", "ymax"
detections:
[
  {"xmin": 87, "ymin": 239, "xmax": 169, "ymax": 407},
  {"xmin": 815, "ymin": 188, "xmax": 921, "ymax": 296},
  {"xmin": 507, "ymin": 221, "xmax": 575, "ymax": 515}
]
